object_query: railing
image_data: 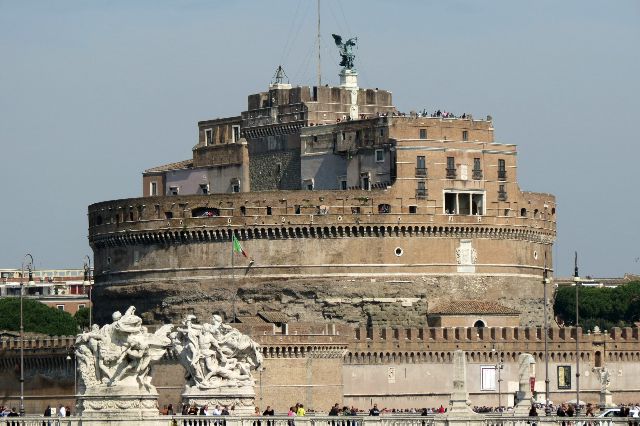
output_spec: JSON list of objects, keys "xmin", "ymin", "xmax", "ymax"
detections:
[
  {"xmin": 4, "ymin": 415, "xmax": 638, "ymax": 426},
  {"xmin": 472, "ymin": 169, "xmax": 483, "ymax": 180},
  {"xmin": 446, "ymin": 168, "xmax": 456, "ymax": 179},
  {"xmin": 498, "ymin": 190, "xmax": 508, "ymax": 201},
  {"xmin": 415, "ymin": 167, "xmax": 427, "ymax": 177},
  {"xmin": 415, "ymin": 189, "xmax": 427, "ymax": 199},
  {"xmin": 498, "ymin": 170, "xmax": 507, "ymax": 181}
]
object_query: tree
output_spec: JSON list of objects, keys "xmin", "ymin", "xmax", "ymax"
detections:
[
  {"xmin": 0, "ymin": 297, "xmax": 78, "ymax": 335},
  {"xmin": 74, "ymin": 307, "xmax": 90, "ymax": 330},
  {"xmin": 554, "ymin": 281, "xmax": 640, "ymax": 330}
]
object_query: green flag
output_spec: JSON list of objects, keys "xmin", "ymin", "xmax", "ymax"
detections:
[{"xmin": 232, "ymin": 234, "xmax": 248, "ymax": 258}]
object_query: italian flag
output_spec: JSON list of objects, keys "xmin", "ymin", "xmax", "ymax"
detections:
[{"xmin": 232, "ymin": 234, "xmax": 248, "ymax": 258}]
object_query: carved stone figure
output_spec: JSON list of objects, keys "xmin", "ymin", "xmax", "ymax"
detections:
[
  {"xmin": 593, "ymin": 367, "xmax": 615, "ymax": 408},
  {"xmin": 332, "ymin": 34, "xmax": 357, "ymax": 70},
  {"xmin": 75, "ymin": 306, "xmax": 172, "ymax": 394},
  {"xmin": 171, "ymin": 314, "xmax": 263, "ymax": 391},
  {"xmin": 75, "ymin": 306, "xmax": 173, "ymax": 422}
]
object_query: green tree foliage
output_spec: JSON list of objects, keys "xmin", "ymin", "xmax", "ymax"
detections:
[
  {"xmin": 554, "ymin": 281, "xmax": 640, "ymax": 330},
  {"xmin": 74, "ymin": 307, "xmax": 90, "ymax": 330},
  {"xmin": 0, "ymin": 297, "xmax": 78, "ymax": 335}
]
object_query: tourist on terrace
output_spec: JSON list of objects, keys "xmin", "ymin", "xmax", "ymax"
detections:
[
  {"xmin": 369, "ymin": 404, "xmax": 380, "ymax": 416},
  {"xmin": 296, "ymin": 404, "xmax": 305, "ymax": 417},
  {"xmin": 253, "ymin": 406, "xmax": 262, "ymax": 426},
  {"xmin": 287, "ymin": 406, "xmax": 296, "ymax": 426}
]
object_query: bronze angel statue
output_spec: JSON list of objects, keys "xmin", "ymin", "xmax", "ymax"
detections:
[{"xmin": 332, "ymin": 34, "xmax": 357, "ymax": 70}]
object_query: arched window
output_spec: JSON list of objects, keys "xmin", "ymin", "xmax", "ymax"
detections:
[{"xmin": 474, "ymin": 320, "xmax": 486, "ymax": 328}]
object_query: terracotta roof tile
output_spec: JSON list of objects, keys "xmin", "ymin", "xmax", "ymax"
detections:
[
  {"xmin": 257, "ymin": 311, "xmax": 290, "ymax": 323},
  {"xmin": 429, "ymin": 300, "xmax": 520, "ymax": 315},
  {"xmin": 235, "ymin": 316, "xmax": 267, "ymax": 325},
  {"xmin": 144, "ymin": 159, "xmax": 193, "ymax": 173}
]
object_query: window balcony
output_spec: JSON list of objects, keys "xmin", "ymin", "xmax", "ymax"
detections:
[
  {"xmin": 498, "ymin": 190, "xmax": 508, "ymax": 201},
  {"xmin": 446, "ymin": 168, "xmax": 457, "ymax": 179},
  {"xmin": 415, "ymin": 189, "xmax": 427, "ymax": 199},
  {"xmin": 498, "ymin": 170, "xmax": 507, "ymax": 181},
  {"xmin": 472, "ymin": 169, "xmax": 483, "ymax": 180},
  {"xmin": 415, "ymin": 167, "xmax": 427, "ymax": 177}
]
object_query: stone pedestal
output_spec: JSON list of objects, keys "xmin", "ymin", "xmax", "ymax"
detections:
[
  {"xmin": 78, "ymin": 387, "xmax": 160, "ymax": 426},
  {"xmin": 182, "ymin": 384, "xmax": 256, "ymax": 415},
  {"xmin": 339, "ymin": 69, "xmax": 359, "ymax": 120},
  {"xmin": 600, "ymin": 390, "xmax": 615, "ymax": 409}
]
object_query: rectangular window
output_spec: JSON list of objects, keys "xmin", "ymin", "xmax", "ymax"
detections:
[
  {"xmin": 232, "ymin": 183, "xmax": 240, "ymax": 193},
  {"xmin": 447, "ymin": 157, "xmax": 455, "ymax": 169},
  {"xmin": 498, "ymin": 184, "xmax": 507, "ymax": 201},
  {"xmin": 232, "ymin": 125, "xmax": 241, "ymax": 143},
  {"xmin": 416, "ymin": 181, "xmax": 426, "ymax": 199},
  {"xmin": 462, "ymin": 130, "xmax": 469, "ymax": 141},
  {"xmin": 458, "ymin": 193, "xmax": 471, "ymax": 215},
  {"xmin": 472, "ymin": 158, "xmax": 482, "ymax": 180},
  {"xmin": 303, "ymin": 179, "xmax": 314, "ymax": 190},
  {"xmin": 79, "ymin": 304, "xmax": 86, "ymax": 309},
  {"xmin": 150, "ymin": 181, "xmax": 158, "ymax": 196},
  {"xmin": 361, "ymin": 175, "xmax": 370, "ymax": 191},
  {"xmin": 444, "ymin": 191, "xmax": 485, "ymax": 215},
  {"xmin": 294, "ymin": 205, "xmax": 301, "ymax": 215},
  {"xmin": 446, "ymin": 157, "xmax": 456, "ymax": 179},
  {"xmin": 199, "ymin": 184, "xmax": 209, "ymax": 195},
  {"xmin": 351, "ymin": 206, "xmax": 361, "ymax": 214},
  {"xmin": 375, "ymin": 149, "xmax": 384, "ymax": 163},
  {"xmin": 205, "ymin": 128, "xmax": 213, "ymax": 145},
  {"xmin": 56, "ymin": 305, "xmax": 65, "ymax": 311},
  {"xmin": 419, "ymin": 128, "xmax": 427, "ymax": 139},
  {"xmin": 417, "ymin": 156, "xmax": 426, "ymax": 169},
  {"xmin": 340, "ymin": 180, "xmax": 347, "ymax": 190},
  {"xmin": 409, "ymin": 205, "xmax": 417, "ymax": 214},
  {"xmin": 498, "ymin": 158, "xmax": 506, "ymax": 181},
  {"xmin": 416, "ymin": 155, "xmax": 427, "ymax": 177},
  {"xmin": 445, "ymin": 193, "xmax": 457, "ymax": 214},
  {"xmin": 557, "ymin": 366, "xmax": 571, "ymax": 389},
  {"xmin": 481, "ymin": 366, "xmax": 496, "ymax": 391},
  {"xmin": 472, "ymin": 194, "xmax": 484, "ymax": 215},
  {"xmin": 169, "ymin": 186, "xmax": 179, "ymax": 196},
  {"xmin": 266, "ymin": 206, "xmax": 272, "ymax": 215}
]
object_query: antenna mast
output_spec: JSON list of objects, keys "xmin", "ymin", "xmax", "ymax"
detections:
[{"xmin": 317, "ymin": 0, "xmax": 321, "ymax": 87}]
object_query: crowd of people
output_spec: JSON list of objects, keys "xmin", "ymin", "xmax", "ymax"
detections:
[{"xmin": 4, "ymin": 400, "xmax": 639, "ymax": 420}]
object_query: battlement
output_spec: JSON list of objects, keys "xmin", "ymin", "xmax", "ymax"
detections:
[{"xmin": 88, "ymin": 191, "xmax": 556, "ymax": 242}]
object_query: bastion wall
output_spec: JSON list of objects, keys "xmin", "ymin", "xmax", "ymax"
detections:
[{"xmin": 88, "ymin": 189, "xmax": 555, "ymax": 327}]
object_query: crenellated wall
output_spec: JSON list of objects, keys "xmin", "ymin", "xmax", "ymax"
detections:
[{"xmin": 2, "ymin": 326, "xmax": 639, "ymax": 413}]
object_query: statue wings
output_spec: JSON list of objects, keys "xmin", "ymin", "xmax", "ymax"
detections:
[{"xmin": 332, "ymin": 34, "xmax": 342, "ymax": 46}]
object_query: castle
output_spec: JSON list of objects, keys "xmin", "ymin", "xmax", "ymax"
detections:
[{"xmin": 87, "ymin": 59, "xmax": 556, "ymax": 328}]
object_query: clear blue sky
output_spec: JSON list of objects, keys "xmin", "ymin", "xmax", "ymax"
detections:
[{"xmin": 1, "ymin": 0, "xmax": 639, "ymax": 277}]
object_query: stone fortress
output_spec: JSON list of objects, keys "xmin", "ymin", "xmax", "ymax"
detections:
[
  {"xmin": 11, "ymin": 39, "xmax": 628, "ymax": 415},
  {"xmin": 88, "ymin": 53, "xmax": 556, "ymax": 329}
]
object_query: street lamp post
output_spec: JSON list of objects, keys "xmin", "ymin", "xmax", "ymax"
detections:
[
  {"xmin": 83, "ymin": 255, "xmax": 92, "ymax": 327},
  {"xmin": 66, "ymin": 348, "xmax": 77, "ymax": 396},
  {"xmin": 20, "ymin": 253, "xmax": 34, "ymax": 417},
  {"xmin": 574, "ymin": 251, "xmax": 581, "ymax": 415},
  {"xmin": 543, "ymin": 251, "xmax": 551, "ymax": 415},
  {"xmin": 493, "ymin": 348, "xmax": 504, "ymax": 412}
]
